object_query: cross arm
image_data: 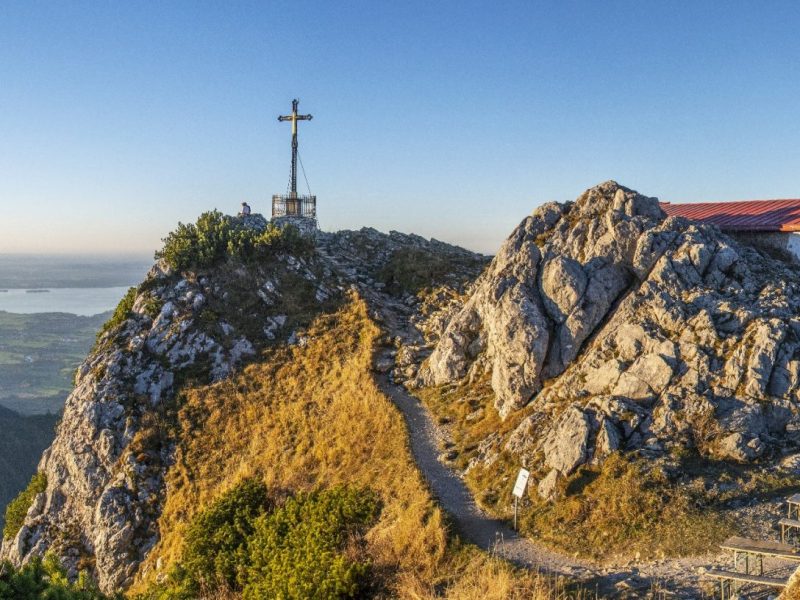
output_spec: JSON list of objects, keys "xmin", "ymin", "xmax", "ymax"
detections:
[{"xmin": 296, "ymin": 114, "xmax": 313, "ymax": 121}]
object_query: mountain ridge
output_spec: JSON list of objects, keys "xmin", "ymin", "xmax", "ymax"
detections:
[{"xmin": 7, "ymin": 182, "xmax": 800, "ymax": 597}]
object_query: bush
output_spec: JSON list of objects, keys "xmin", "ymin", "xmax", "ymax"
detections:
[
  {"xmin": 0, "ymin": 553, "xmax": 112, "ymax": 599},
  {"xmin": 96, "ymin": 287, "xmax": 137, "ymax": 342},
  {"xmin": 155, "ymin": 211, "xmax": 314, "ymax": 271},
  {"xmin": 3, "ymin": 472, "xmax": 46, "ymax": 541},
  {"xmin": 181, "ymin": 479, "xmax": 272, "ymax": 593},
  {"xmin": 242, "ymin": 486, "xmax": 380, "ymax": 600},
  {"xmin": 143, "ymin": 483, "xmax": 379, "ymax": 600}
]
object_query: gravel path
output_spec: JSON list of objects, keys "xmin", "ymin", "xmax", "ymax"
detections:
[{"xmin": 375, "ymin": 372, "xmax": 596, "ymax": 578}]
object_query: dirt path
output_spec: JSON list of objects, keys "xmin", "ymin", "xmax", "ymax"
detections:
[{"xmin": 375, "ymin": 372, "xmax": 597, "ymax": 578}]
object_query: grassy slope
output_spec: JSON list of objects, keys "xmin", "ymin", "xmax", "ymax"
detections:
[
  {"xmin": 417, "ymin": 380, "xmax": 737, "ymax": 562},
  {"xmin": 132, "ymin": 295, "xmax": 576, "ymax": 599},
  {"xmin": 0, "ymin": 406, "xmax": 58, "ymax": 531}
]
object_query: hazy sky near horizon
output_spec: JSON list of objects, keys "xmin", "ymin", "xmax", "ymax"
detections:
[{"xmin": 2, "ymin": 1, "xmax": 800, "ymax": 255}]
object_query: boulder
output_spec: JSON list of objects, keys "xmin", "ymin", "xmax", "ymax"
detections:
[
  {"xmin": 542, "ymin": 407, "xmax": 591, "ymax": 475},
  {"xmin": 716, "ymin": 432, "xmax": 765, "ymax": 462},
  {"xmin": 537, "ymin": 468, "xmax": 562, "ymax": 501}
]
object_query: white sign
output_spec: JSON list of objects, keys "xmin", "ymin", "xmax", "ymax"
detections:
[{"xmin": 512, "ymin": 468, "xmax": 530, "ymax": 498}]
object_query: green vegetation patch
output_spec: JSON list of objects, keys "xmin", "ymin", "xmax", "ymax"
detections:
[
  {"xmin": 181, "ymin": 478, "xmax": 272, "ymax": 593},
  {"xmin": 96, "ymin": 286, "xmax": 163, "ymax": 346},
  {"xmin": 3, "ymin": 472, "xmax": 46, "ymax": 541},
  {"xmin": 155, "ymin": 210, "xmax": 314, "ymax": 272},
  {"xmin": 143, "ymin": 480, "xmax": 380, "ymax": 600},
  {"xmin": 243, "ymin": 485, "xmax": 380, "ymax": 599},
  {"xmin": 0, "ymin": 553, "xmax": 113, "ymax": 599},
  {"xmin": 96, "ymin": 287, "xmax": 137, "ymax": 342},
  {"xmin": 0, "ymin": 311, "xmax": 108, "ymax": 414}
]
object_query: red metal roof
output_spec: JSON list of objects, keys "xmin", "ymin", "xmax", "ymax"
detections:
[{"xmin": 661, "ymin": 199, "xmax": 800, "ymax": 233}]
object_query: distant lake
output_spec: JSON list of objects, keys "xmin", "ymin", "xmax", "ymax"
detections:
[{"xmin": 0, "ymin": 287, "xmax": 129, "ymax": 316}]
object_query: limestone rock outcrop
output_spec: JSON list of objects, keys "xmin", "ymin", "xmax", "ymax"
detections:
[{"xmin": 417, "ymin": 181, "xmax": 800, "ymax": 488}]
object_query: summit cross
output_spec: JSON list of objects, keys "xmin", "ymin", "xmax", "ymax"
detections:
[{"xmin": 278, "ymin": 98, "xmax": 313, "ymax": 195}]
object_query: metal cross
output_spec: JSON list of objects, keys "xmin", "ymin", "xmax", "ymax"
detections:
[{"xmin": 278, "ymin": 99, "xmax": 313, "ymax": 195}]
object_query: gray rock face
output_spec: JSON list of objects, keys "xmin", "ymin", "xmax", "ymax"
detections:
[
  {"xmin": 418, "ymin": 180, "xmax": 800, "ymax": 476},
  {"xmin": 420, "ymin": 182, "xmax": 664, "ymax": 416},
  {"xmin": 271, "ymin": 214, "xmax": 317, "ymax": 236},
  {"xmin": 537, "ymin": 469, "xmax": 562, "ymax": 501}
]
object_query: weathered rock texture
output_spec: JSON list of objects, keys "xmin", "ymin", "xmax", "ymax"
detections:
[
  {"xmin": 417, "ymin": 181, "xmax": 800, "ymax": 490},
  {"xmin": 0, "ymin": 218, "xmax": 485, "ymax": 593}
]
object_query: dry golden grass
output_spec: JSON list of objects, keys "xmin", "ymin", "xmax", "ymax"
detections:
[
  {"xmin": 783, "ymin": 578, "xmax": 800, "ymax": 600},
  {"xmin": 398, "ymin": 552, "xmax": 591, "ymax": 600},
  {"xmin": 522, "ymin": 454, "xmax": 729, "ymax": 561},
  {"xmin": 131, "ymin": 294, "xmax": 575, "ymax": 598},
  {"xmin": 417, "ymin": 381, "xmax": 729, "ymax": 562}
]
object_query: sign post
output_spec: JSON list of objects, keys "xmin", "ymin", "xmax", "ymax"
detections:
[{"xmin": 511, "ymin": 468, "xmax": 530, "ymax": 530}]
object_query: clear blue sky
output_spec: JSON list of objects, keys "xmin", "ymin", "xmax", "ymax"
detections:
[{"xmin": 1, "ymin": 1, "xmax": 799, "ymax": 255}]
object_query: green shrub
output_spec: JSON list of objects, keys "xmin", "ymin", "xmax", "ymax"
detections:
[
  {"xmin": 154, "ymin": 210, "xmax": 314, "ymax": 271},
  {"xmin": 142, "ymin": 483, "xmax": 380, "ymax": 600},
  {"xmin": 181, "ymin": 478, "xmax": 272, "ymax": 593},
  {"xmin": 0, "ymin": 553, "xmax": 112, "ymax": 599},
  {"xmin": 96, "ymin": 287, "xmax": 137, "ymax": 342},
  {"xmin": 3, "ymin": 472, "xmax": 46, "ymax": 541},
  {"xmin": 242, "ymin": 486, "xmax": 380, "ymax": 600},
  {"xmin": 96, "ymin": 285, "xmax": 163, "ymax": 346}
]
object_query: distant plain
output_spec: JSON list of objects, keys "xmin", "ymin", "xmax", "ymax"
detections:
[{"xmin": 0, "ymin": 254, "xmax": 150, "ymax": 414}]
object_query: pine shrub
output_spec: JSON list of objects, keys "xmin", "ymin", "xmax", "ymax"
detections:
[
  {"xmin": 3, "ymin": 472, "xmax": 46, "ymax": 541},
  {"xmin": 142, "ymin": 482, "xmax": 379, "ymax": 600},
  {"xmin": 0, "ymin": 553, "xmax": 112, "ymax": 599},
  {"xmin": 242, "ymin": 486, "xmax": 380, "ymax": 600},
  {"xmin": 154, "ymin": 210, "xmax": 314, "ymax": 271},
  {"xmin": 181, "ymin": 478, "xmax": 272, "ymax": 592}
]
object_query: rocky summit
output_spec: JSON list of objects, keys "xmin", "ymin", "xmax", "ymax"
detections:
[
  {"xmin": 417, "ymin": 180, "xmax": 800, "ymax": 484},
  {"xmin": 7, "ymin": 181, "xmax": 800, "ymax": 596}
]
